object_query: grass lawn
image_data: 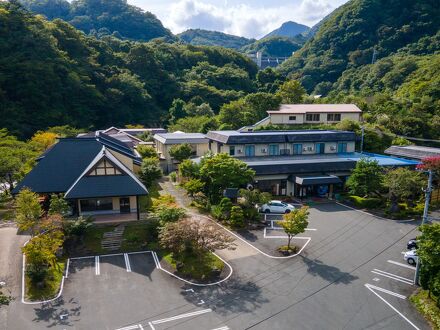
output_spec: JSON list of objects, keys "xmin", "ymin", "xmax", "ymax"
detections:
[
  {"xmin": 121, "ymin": 220, "xmax": 159, "ymax": 251},
  {"xmin": 25, "ymin": 260, "xmax": 65, "ymax": 301},
  {"xmin": 410, "ymin": 289, "xmax": 440, "ymax": 329},
  {"xmin": 83, "ymin": 225, "xmax": 116, "ymax": 254},
  {"xmin": 162, "ymin": 251, "xmax": 224, "ymax": 281}
]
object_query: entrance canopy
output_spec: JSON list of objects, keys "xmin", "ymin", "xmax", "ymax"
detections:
[{"xmin": 295, "ymin": 175, "xmax": 342, "ymax": 186}]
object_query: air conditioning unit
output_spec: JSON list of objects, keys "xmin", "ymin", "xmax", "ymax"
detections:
[
  {"xmin": 261, "ymin": 148, "xmax": 267, "ymax": 153},
  {"xmin": 304, "ymin": 146, "xmax": 313, "ymax": 151},
  {"xmin": 330, "ymin": 146, "xmax": 336, "ymax": 151}
]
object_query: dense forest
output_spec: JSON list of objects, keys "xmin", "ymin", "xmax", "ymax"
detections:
[
  {"xmin": 178, "ymin": 29, "xmax": 254, "ymax": 50},
  {"xmin": 0, "ymin": 1, "xmax": 260, "ymax": 138},
  {"xmin": 19, "ymin": 0, "xmax": 173, "ymax": 41}
]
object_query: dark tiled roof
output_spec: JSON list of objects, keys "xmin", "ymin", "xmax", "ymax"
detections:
[
  {"xmin": 384, "ymin": 145, "xmax": 440, "ymax": 160},
  {"xmin": 13, "ymin": 139, "xmax": 102, "ymax": 194},
  {"xmin": 207, "ymin": 130, "xmax": 356, "ymax": 144},
  {"xmin": 96, "ymin": 132, "xmax": 139, "ymax": 159},
  {"xmin": 65, "ymin": 175, "xmax": 148, "ymax": 199}
]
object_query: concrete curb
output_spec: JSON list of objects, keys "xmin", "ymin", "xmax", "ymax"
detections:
[{"xmin": 335, "ymin": 201, "xmax": 416, "ymax": 222}]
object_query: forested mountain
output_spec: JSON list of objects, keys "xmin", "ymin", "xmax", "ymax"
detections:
[
  {"xmin": 279, "ymin": 0, "xmax": 440, "ymax": 94},
  {"xmin": 0, "ymin": 2, "xmax": 258, "ymax": 138},
  {"xmin": 264, "ymin": 21, "xmax": 310, "ymax": 39},
  {"xmin": 178, "ymin": 29, "xmax": 253, "ymax": 50},
  {"xmin": 19, "ymin": 0, "xmax": 173, "ymax": 41},
  {"xmin": 241, "ymin": 36, "xmax": 304, "ymax": 57}
]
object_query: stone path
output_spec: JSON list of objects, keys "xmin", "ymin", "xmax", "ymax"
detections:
[{"xmin": 101, "ymin": 224, "xmax": 125, "ymax": 251}]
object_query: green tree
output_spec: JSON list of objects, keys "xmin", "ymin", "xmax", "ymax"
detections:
[
  {"xmin": 137, "ymin": 145, "xmax": 158, "ymax": 159},
  {"xmin": 169, "ymin": 116, "xmax": 218, "ymax": 133},
  {"xmin": 383, "ymin": 168, "xmax": 425, "ymax": 211},
  {"xmin": 281, "ymin": 206, "xmax": 309, "ymax": 250},
  {"xmin": 200, "ymin": 153, "xmax": 255, "ymax": 202},
  {"xmin": 169, "ymin": 143, "xmax": 192, "ymax": 162},
  {"xmin": 276, "ymin": 80, "xmax": 306, "ymax": 104},
  {"xmin": 418, "ymin": 223, "xmax": 440, "ymax": 306},
  {"xmin": 346, "ymin": 159, "xmax": 384, "ymax": 197},
  {"xmin": 183, "ymin": 179, "xmax": 205, "ymax": 197},
  {"xmin": 48, "ymin": 194, "xmax": 69, "ymax": 216},
  {"xmin": 218, "ymin": 197, "xmax": 233, "ymax": 220},
  {"xmin": 15, "ymin": 189, "xmax": 42, "ymax": 236},
  {"xmin": 229, "ymin": 206, "xmax": 244, "ymax": 228},
  {"xmin": 178, "ymin": 159, "xmax": 200, "ymax": 179},
  {"xmin": 169, "ymin": 99, "xmax": 186, "ymax": 124},
  {"xmin": 154, "ymin": 206, "xmax": 186, "ymax": 225},
  {"xmin": 239, "ymin": 188, "xmax": 271, "ymax": 208},
  {"xmin": 139, "ymin": 157, "xmax": 162, "ymax": 188}
]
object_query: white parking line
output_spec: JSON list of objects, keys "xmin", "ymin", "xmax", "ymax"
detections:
[
  {"xmin": 95, "ymin": 256, "xmax": 100, "ymax": 276},
  {"xmin": 116, "ymin": 325, "xmax": 141, "ymax": 330},
  {"xmin": 148, "ymin": 322, "xmax": 155, "ymax": 330},
  {"xmin": 211, "ymin": 326, "xmax": 229, "ymax": 330},
  {"xmin": 65, "ymin": 258, "xmax": 70, "ymax": 278},
  {"xmin": 387, "ymin": 260, "xmax": 416, "ymax": 270},
  {"xmin": 138, "ymin": 324, "xmax": 144, "ymax": 330},
  {"xmin": 371, "ymin": 269, "xmax": 413, "ymax": 285},
  {"xmin": 124, "ymin": 253, "xmax": 132, "ymax": 272},
  {"xmin": 365, "ymin": 283, "xmax": 420, "ymax": 330},
  {"xmin": 150, "ymin": 308, "xmax": 212, "ymax": 325},
  {"xmin": 364, "ymin": 284, "xmax": 406, "ymax": 299}
]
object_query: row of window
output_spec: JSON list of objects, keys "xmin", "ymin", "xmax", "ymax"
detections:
[
  {"xmin": 229, "ymin": 142, "xmax": 348, "ymax": 157},
  {"xmin": 287, "ymin": 114, "xmax": 342, "ymax": 122}
]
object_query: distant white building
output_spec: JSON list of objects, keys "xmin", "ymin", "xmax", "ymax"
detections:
[{"xmin": 241, "ymin": 104, "xmax": 362, "ymax": 131}]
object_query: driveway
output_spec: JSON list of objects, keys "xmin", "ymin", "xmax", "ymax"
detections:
[
  {"xmin": 0, "ymin": 226, "xmax": 29, "ymax": 330},
  {"xmin": 3, "ymin": 200, "xmax": 430, "ymax": 330}
]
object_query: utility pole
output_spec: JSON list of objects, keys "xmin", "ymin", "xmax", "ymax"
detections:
[
  {"xmin": 414, "ymin": 169, "xmax": 433, "ymax": 285},
  {"xmin": 360, "ymin": 126, "xmax": 365, "ymax": 153}
]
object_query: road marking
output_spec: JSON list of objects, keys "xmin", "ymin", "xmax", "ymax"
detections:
[
  {"xmin": 151, "ymin": 308, "xmax": 212, "ymax": 325},
  {"xmin": 198, "ymin": 299, "xmax": 205, "ymax": 305},
  {"xmin": 371, "ymin": 269, "xmax": 413, "ymax": 285},
  {"xmin": 138, "ymin": 324, "xmax": 144, "ymax": 330},
  {"xmin": 148, "ymin": 322, "xmax": 155, "ymax": 330},
  {"xmin": 124, "ymin": 253, "xmax": 132, "ymax": 272},
  {"xmin": 371, "ymin": 271, "xmax": 413, "ymax": 285},
  {"xmin": 373, "ymin": 277, "xmax": 380, "ymax": 282},
  {"xmin": 95, "ymin": 256, "xmax": 100, "ymax": 276},
  {"xmin": 364, "ymin": 284, "xmax": 406, "ymax": 299},
  {"xmin": 69, "ymin": 255, "xmax": 95, "ymax": 260},
  {"xmin": 65, "ymin": 258, "xmax": 70, "ymax": 279},
  {"xmin": 100, "ymin": 253, "xmax": 124, "ymax": 258},
  {"xmin": 116, "ymin": 325, "xmax": 141, "ymax": 330},
  {"xmin": 185, "ymin": 289, "xmax": 195, "ymax": 293},
  {"xmin": 364, "ymin": 284, "xmax": 420, "ymax": 330},
  {"xmin": 387, "ymin": 260, "xmax": 416, "ymax": 270},
  {"xmin": 211, "ymin": 327, "xmax": 229, "ymax": 330}
]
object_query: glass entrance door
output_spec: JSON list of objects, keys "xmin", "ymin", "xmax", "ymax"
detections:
[{"xmin": 119, "ymin": 197, "xmax": 130, "ymax": 213}]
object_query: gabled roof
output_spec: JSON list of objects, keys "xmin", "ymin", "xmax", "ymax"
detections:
[
  {"xmin": 13, "ymin": 139, "xmax": 103, "ymax": 194},
  {"xmin": 267, "ymin": 104, "xmax": 362, "ymax": 114},
  {"xmin": 96, "ymin": 132, "xmax": 142, "ymax": 164},
  {"xmin": 65, "ymin": 148, "xmax": 148, "ymax": 199}
]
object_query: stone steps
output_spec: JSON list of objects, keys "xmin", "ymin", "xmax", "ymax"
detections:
[{"xmin": 101, "ymin": 225, "xmax": 125, "ymax": 251}]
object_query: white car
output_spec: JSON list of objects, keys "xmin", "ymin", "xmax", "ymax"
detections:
[
  {"xmin": 260, "ymin": 200, "xmax": 295, "ymax": 214},
  {"xmin": 404, "ymin": 250, "xmax": 418, "ymax": 266}
]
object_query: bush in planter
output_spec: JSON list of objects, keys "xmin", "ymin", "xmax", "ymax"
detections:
[
  {"xmin": 229, "ymin": 206, "xmax": 244, "ymax": 228},
  {"xmin": 26, "ymin": 263, "xmax": 49, "ymax": 284},
  {"xmin": 278, "ymin": 245, "xmax": 298, "ymax": 255},
  {"xmin": 347, "ymin": 195, "xmax": 383, "ymax": 209}
]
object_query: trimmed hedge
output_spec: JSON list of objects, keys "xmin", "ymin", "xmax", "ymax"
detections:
[{"xmin": 347, "ymin": 195, "xmax": 383, "ymax": 209}]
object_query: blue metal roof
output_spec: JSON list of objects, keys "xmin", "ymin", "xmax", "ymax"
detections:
[
  {"xmin": 65, "ymin": 175, "xmax": 148, "ymax": 199},
  {"xmin": 342, "ymin": 152, "xmax": 420, "ymax": 166}
]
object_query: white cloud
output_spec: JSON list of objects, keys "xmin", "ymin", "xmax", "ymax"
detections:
[{"xmin": 130, "ymin": 0, "xmax": 348, "ymax": 39}]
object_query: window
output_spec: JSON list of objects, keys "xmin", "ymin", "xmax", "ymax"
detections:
[
  {"xmin": 338, "ymin": 142, "xmax": 348, "ymax": 153},
  {"xmin": 268, "ymin": 144, "xmax": 279, "ymax": 156},
  {"xmin": 280, "ymin": 149, "xmax": 290, "ymax": 155},
  {"xmin": 80, "ymin": 198, "xmax": 113, "ymax": 212},
  {"xmin": 288, "ymin": 115, "xmax": 296, "ymax": 121},
  {"xmin": 229, "ymin": 146, "xmax": 235, "ymax": 156},
  {"xmin": 245, "ymin": 145, "xmax": 255, "ymax": 157},
  {"xmin": 327, "ymin": 113, "xmax": 341, "ymax": 121},
  {"xmin": 293, "ymin": 144, "xmax": 302, "ymax": 155},
  {"xmin": 316, "ymin": 143, "xmax": 325, "ymax": 154},
  {"xmin": 88, "ymin": 159, "xmax": 122, "ymax": 176},
  {"xmin": 306, "ymin": 113, "xmax": 320, "ymax": 121}
]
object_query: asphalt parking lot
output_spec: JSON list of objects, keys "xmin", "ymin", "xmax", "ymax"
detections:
[{"xmin": 4, "ymin": 203, "xmax": 431, "ymax": 330}]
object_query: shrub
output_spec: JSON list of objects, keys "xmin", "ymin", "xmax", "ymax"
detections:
[
  {"xmin": 139, "ymin": 157, "xmax": 162, "ymax": 188},
  {"xmin": 219, "ymin": 197, "xmax": 233, "ymax": 220},
  {"xmin": 137, "ymin": 145, "xmax": 158, "ymax": 159},
  {"xmin": 183, "ymin": 178, "xmax": 205, "ymax": 197},
  {"xmin": 210, "ymin": 204, "xmax": 223, "ymax": 220},
  {"xmin": 347, "ymin": 195, "xmax": 383, "ymax": 209},
  {"xmin": 154, "ymin": 206, "xmax": 186, "ymax": 224},
  {"xmin": 169, "ymin": 171, "xmax": 177, "ymax": 182},
  {"xmin": 230, "ymin": 206, "xmax": 244, "ymax": 228},
  {"xmin": 151, "ymin": 194, "xmax": 176, "ymax": 211},
  {"xmin": 26, "ymin": 263, "xmax": 49, "ymax": 284}
]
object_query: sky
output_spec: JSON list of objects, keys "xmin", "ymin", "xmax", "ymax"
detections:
[{"xmin": 129, "ymin": 0, "xmax": 349, "ymax": 39}]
